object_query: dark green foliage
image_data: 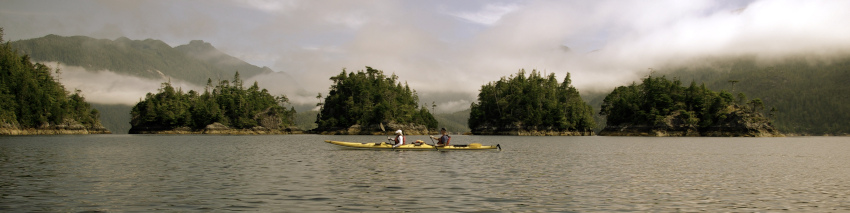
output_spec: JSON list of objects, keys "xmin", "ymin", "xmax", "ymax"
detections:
[
  {"xmin": 130, "ymin": 72, "xmax": 295, "ymax": 130},
  {"xmin": 662, "ymin": 56, "xmax": 850, "ymax": 135},
  {"xmin": 10, "ymin": 35, "xmax": 268, "ymax": 85},
  {"xmin": 315, "ymin": 67, "xmax": 437, "ymax": 130},
  {"xmin": 0, "ymin": 28, "xmax": 102, "ymax": 129},
  {"xmin": 599, "ymin": 75, "xmax": 743, "ymax": 128},
  {"xmin": 469, "ymin": 69, "xmax": 595, "ymax": 132}
]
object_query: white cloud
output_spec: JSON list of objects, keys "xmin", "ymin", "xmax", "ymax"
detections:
[
  {"xmin": 233, "ymin": 0, "xmax": 298, "ymax": 14},
  {"xmin": 452, "ymin": 3, "xmax": 520, "ymax": 26},
  {"xmin": 48, "ymin": 62, "xmax": 200, "ymax": 105}
]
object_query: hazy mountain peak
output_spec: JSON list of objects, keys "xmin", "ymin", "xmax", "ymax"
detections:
[
  {"xmin": 174, "ymin": 40, "xmax": 273, "ymax": 76},
  {"xmin": 10, "ymin": 34, "xmax": 279, "ymax": 85},
  {"xmin": 185, "ymin": 40, "xmax": 215, "ymax": 50}
]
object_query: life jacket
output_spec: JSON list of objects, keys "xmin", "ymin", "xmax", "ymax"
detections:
[
  {"xmin": 439, "ymin": 135, "xmax": 451, "ymax": 145},
  {"xmin": 395, "ymin": 135, "xmax": 405, "ymax": 145}
]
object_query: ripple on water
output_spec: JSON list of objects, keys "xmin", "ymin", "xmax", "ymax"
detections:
[{"xmin": 2, "ymin": 135, "xmax": 850, "ymax": 211}]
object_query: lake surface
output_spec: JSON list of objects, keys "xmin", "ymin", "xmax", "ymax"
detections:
[{"xmin": 1, "ymin": 135, "xmax": 849, "ymax": 212}]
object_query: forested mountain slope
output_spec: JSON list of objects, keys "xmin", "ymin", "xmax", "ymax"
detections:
[{"xmin": 10, "ymin": 35, "xmax": 274, "ymax": 86}]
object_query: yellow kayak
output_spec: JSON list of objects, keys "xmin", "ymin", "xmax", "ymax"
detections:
[{"xmin": 324, "ymin": 140, "xmax": 500, "ymax": 150}]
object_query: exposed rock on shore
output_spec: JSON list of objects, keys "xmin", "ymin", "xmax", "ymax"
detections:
[
  {"xmin": 471, "ymin": 124, "xmax": 594, "ymax": 136},
  {"xmin": 1, "ymin": 120, "xmax": 111, "ymax": 135},
  {"xmin": 472, "ymin": 129, "xmax": 594, "ymax": 136},
  {"xmin": 598, "ymin": 106, "xmax": 783, "ymax": 137},
  {"xmin": 312, "ymin": 122, "xmax": 435, "ymax": 135},
  {"xmin": 129, "ymin": 122, "xmax": 302, "ymax": 134}
]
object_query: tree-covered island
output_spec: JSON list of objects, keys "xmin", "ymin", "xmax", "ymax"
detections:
[
  {"xmin": 0, "ymin": 28, "xmax": 110, "ymax": 135},
  {"xmin": 598, "ymin": 75, "xmax": 782, "ymax": 136},
  {"xmin": 313, "ymin": 67, "xmax": 438, "ymax": 135},
  {"xmin": 129, "ymin": 72, "xmax": 299, "ymax": 134},
  {"xmin": 469, "ymin": 70, "xmax": 596, "ymax": 136}
]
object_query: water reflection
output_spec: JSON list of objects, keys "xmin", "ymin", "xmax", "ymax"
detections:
[{"xmin": 2, "ymin": 135, "xmax": 850, "ymax": 211}]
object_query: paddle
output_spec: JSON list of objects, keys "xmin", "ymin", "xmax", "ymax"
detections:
[
  {"xmin": 380, "ymin": 123, "xmax": 390, "ymax": 146},
  {"xmin": 427, "ymin": 129, "xmax": 440, "ymax": 151},
  {"xmin": 381, "ymin": 123, "xmax": 398, "ymax": 150}
]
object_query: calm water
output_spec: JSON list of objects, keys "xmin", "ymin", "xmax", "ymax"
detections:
[{"xmin": 1, "ymin": 135, "xmax": 849, "ymax": 212}]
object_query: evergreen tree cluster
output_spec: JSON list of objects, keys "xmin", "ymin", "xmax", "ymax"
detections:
[
  {"xmin": 599, "ymin": 75, "xmax": 767, "ymax": 127},
  {"xmin": 130, "ymin": 72, "xmax": 295, "ymax": 131},
  {"xmin": 315, "ymin": 67, "xmax": 437, "ymax": 130},
  {"xmin": 469, "ymin": 70, "xmax": 595, "ymax": 132},
  {"xmin": 662, "ymin": 56, "xmax": 850, "ymax": 135},
  {"xmin": 0, "ymin": 28, "xmax": 102, "ymax": 129}
]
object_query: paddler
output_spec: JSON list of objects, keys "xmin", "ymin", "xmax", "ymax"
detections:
[
  {"xmin": 431, "ymin": 128, "xmax": 451, "ymax": 146},
  {"xmin": 389, "ymin": 129, "xmax": 405, "ymax": 148}
]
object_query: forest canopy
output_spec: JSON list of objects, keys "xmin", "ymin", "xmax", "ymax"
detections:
[
  {"xmin": 314, "ymin": 67, "xmax": 437, "ymax": 131},
  {"xmin": 599, "ymin": 75, "xmax": 769, "ymax": 128},
  {"xmin": 0, "ymin": 28, "xmax": 103, "ymax": 130},
  {"xmin": 469, "ymin": 69, "xmax": 596, "ymax": 133},
  {"xmin": 660, "ymin": 56, "xmax": 850, "ymax": 135},
  {"xmin": 130, "ymin": 72, "xmax": 295, "ymax": 131}
]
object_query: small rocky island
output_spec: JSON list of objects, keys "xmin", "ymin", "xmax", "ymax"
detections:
[
  {"xmin": 469, "ymin": 70, "xmax": 596, "ymax": 136},
  {"xmin": 129, "ymin": 73, "xmax": 300, "ymax": 134},
  {"xmin": 598, "ymin": 75, "xmax": 782, "ymax": 137},
  {"xmin": 311, "ymin": 67, "xmax": 438, "ymax": 135}
]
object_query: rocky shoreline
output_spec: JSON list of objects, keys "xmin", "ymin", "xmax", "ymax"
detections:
[
  {"xmin": 598, "ymin": 107, "xmax": 783, "ymax": 137},
  {"xmin": 129, "ymin": 122, "xmax": 303, "ymax": 135},
  {"xmin": 470, "ymin": 124, "xmax": 595, "ymax": 136},
  {"xmin": 1, "ymin": 122, "xmax": 111, "ymax": 135},
  {"xmin": 311, "ymin": 122, "xmax": 436, "ymax": 135},
  {"xmin": 597, "ymin": 125, "xmax": 783, "ymax": 137},
  {"xmin": 471, "ymin": 129, "xmax": 595, "ymax": 136}
]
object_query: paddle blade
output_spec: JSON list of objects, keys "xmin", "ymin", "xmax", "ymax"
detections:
[{"xmin": 380, "ymin": 123, "xmax": 385, "ymax": 132}]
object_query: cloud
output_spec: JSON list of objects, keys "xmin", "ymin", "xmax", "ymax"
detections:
[
  {"xmin": 451, "ymin": 3, "xmax": 520, "ymax": 26},
  {"xmin": 47, "ymin": 62, "xmax": 200, "ymax": 105},
  {"xmin": 233, "ymin": 0, "xmax": 298, "ymax": 14}
]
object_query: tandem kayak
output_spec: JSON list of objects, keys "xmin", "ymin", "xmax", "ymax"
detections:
[{"xmin": 324, "ymin": 140, "xmax": 501, "ymax": 150}]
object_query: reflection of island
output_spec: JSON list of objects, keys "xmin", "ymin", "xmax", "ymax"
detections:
[
  {"xmin": 598, "ymin": 76, "xmax": 782, "ymax": 137},
  {"xmin": 129, "ymin": 73, "xmax": 300, "ymax": 135}
]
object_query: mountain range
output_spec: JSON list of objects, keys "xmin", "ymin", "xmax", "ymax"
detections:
[{"xmin": 11, "ymin": 35, "xmax": 279, "ymax": 85}]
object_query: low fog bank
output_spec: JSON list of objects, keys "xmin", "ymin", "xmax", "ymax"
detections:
[{"xmin": 48, "ymin": 62, "xmax": 200, "ymax": 106}]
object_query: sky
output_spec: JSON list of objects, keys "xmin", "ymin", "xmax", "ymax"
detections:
[{"xmin": 3, "ymin": 0, "xmax": 850, "ymax": 112}]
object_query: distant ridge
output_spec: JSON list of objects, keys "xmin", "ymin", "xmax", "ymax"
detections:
[
  {"xmin": 175, "ymin": 40, "xmax": 274, "ymax": 77},
  {"xmin": 10, "ymin": 35, "xmax": 282, "ymax": 85}
]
